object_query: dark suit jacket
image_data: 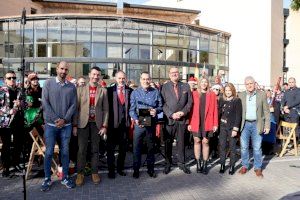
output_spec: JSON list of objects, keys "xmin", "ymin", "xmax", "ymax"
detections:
[
  {"xmin": 107, "ymin": 84, "xmax": 132, "ymax": 129},
  {"xmin": 161, "ymin": 81, "xmax": 193, "ymax": 125}
]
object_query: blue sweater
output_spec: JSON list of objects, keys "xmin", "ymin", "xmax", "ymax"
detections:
[{"xmin": 42, "ymin": 78, "xmax": 77, "ymax": 125}]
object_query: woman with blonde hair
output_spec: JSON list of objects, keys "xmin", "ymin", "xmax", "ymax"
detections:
[
  {"xmin": 188, "ymin": 77, "xmax": 218, "ymax": 174},
  {"xmin": 218, "ymin": 83, "xmax": 242, "ymax": 175}
]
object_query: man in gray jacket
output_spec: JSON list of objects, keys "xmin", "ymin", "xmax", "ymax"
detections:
[
  {"xmin": 238, "ymin": 76, "xmax": 270, "ymax": 178},
  {"xmin": 41, "ymin": 61, "xmax": 77, "ymax": 191}
]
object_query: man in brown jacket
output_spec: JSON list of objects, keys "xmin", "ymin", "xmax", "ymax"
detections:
[{"xmin": 73, "ymin": 66, "xmax": 109, "ymax": 186}]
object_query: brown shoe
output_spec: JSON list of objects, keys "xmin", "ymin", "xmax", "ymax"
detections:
[
  {"xmin": 76, "ymin": 173, "xmax": 84, "ymax": 186},
  {"xmin": 238, "ymin": 167, "xmax": 248, "ymax": 175},
  {"xmin": 92, "ymin": 173, "xmax": 101, "ymax": 184},
  {"xmin": 254, "ymin": 169, "xmax": 264, "ymax": 178}
]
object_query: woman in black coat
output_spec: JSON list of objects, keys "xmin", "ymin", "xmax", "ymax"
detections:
[{"xmin": 219, "ymin": 83, "xmax": 242, "ymax": 175}]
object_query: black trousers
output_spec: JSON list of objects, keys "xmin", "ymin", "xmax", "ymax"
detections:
[
  {"xmin": 219, "ymin": 126, "xmax": 237, "ymax": 166},
  {"xmin": 106, "ymin": 122, "xmax": 128, "ymax": 172},
  {"xmin": 164, "ymin": 122, "xmax": 186, "ymax": 165},
  {"xmin": 284, "ymin": 110, "xmax": 300, "ymax": 138},
  {"xmin": 0, "ymin": 125, "xmax": 23, "ymax": 170}
]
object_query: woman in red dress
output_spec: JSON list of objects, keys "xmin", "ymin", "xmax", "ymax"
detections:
[{"xmin": 188, "ymin": 77, "xmax": 218, "ymax": 174}]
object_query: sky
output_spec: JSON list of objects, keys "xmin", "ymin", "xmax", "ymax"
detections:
[{"xmin": 79, "ymin": 0, "xmax": 292, "ymax": 8}]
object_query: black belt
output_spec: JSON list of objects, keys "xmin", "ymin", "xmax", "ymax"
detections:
[{"xmin": 246, "ymin": 120, "xmax": 256, "ymax": 123}]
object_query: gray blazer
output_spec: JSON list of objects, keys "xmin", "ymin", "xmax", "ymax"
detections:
[
  {"xmin": 238, "ymin": 90, "xmax": 270, "ymax": 134},
  {"xmin": 161, "ymin": 81, "xmax": 193, "ymax": 125}
]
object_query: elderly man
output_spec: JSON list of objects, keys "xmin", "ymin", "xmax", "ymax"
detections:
[
  {"xmin": 107, "ymin": 70, "xmax": 132, "ymax": 179},
  {"xmin": 74, "ymin": 66, "xmax": 109, "ymax": 186},
  {"xmin": 238, "ymin": 76, "xmax": 270, "ymax": 178},
  {"xmin": 161, "ymin": 67, "xmax": 193, "ymax": 174},
  {"xmin": 41, "ymin": 61, "xmax": 77, "ymax": 191},
  {"xmin": 281, "ymin": 77, "xmax": 300, "ymax": 138},
  {"xmin": 129, "ymin": 72, "xmax": 162, "ymax": 179}
]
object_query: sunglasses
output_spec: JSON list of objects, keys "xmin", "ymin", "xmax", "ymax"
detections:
[{"xmin": 6, "ymin": 76, "xmax": 17, "ymax": 80}]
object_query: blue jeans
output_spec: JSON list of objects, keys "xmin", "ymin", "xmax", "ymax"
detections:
[
  {"xmin": 133, "ymin": 125, "xmax": 155, "ymax": 171},
  {"xmin": 44, "ymin": 124, "xmax": 72, "ymax": 179},
  {"xmin": 240, "ymin": 121, "xmax": 263, "ymax": 170}
]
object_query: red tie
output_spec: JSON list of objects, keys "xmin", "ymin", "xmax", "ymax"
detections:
[
  {"xmin": 118, "ymin": 86, "xmax": 125, "ymax": 105},
  {"xmin": 173, "ymin": 83, "xmax": 179, "ymax": 99}
]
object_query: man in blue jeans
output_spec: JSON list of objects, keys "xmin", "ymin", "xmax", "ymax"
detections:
[
  {"xmin": 238, "ymin": 76, "xmax": 270, "ymax": 178},
  {"xmin": 129, "ymin": 72, "xmax": 162, "ymax": 179},
  {"xmin": 41, "ymin": 61, "xmax": 77, "ymax": 191}
]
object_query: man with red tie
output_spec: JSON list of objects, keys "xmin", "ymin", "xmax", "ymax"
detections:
[{"xmin": 106, "ymin": 71, "xmax": 133, "ymax": 179}]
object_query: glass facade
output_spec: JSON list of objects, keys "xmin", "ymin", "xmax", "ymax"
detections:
[{"xmin": 0, "ymin": 16, "xmax": 229, "ymax": 85}]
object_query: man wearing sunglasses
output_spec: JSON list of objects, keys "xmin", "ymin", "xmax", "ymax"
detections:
[{"xmin": 0, "ymin": 70, "xmax": 23, "ymax": 177}]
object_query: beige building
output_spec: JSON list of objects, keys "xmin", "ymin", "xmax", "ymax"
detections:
[
  {"xmin": 0, "ymin": 0, "xmax": 230, "ymax": 85},
  {"xmin": 286, "ymin": 10, "xmax": 300, "ymax": 83}
]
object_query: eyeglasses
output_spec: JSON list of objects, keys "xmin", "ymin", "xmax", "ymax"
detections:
[{"xmin": 6, "ymin": 77, "xmax": 17, "ymax": 80}]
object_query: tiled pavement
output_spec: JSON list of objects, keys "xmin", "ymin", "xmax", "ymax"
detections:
[{"xmin": 1, "ymin": 151, "xmax": 300, "ymax": 200}]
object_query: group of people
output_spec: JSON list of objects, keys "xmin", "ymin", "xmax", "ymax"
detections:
[{"xmin": 0, "ymin": 61, "xmax": 299, "ymax": 193}]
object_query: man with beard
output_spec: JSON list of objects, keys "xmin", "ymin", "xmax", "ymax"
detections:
[
  {"xmin": 74, "ymin": 66, "xmax": 109, "ymax": 186},
  {"xmin": 41, "ymin": 61, "xmax": 77, "ymax": 191}
]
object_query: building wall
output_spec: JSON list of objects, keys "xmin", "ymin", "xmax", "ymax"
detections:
[
  {"xmin": 286, "ymin": 10, "xmax": 300, "ymax": 82},
  {"xmin": 145, "ymin": 0, "xmax": 284, "ymax": 88},
  {"xmin": 0, "ymin": 0, "xmax": 42, "ymax": 17}
]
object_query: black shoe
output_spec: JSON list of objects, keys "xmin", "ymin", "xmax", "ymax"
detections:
[
  {"xmin": 179, "ymin": 165, "xmax": 191, "ymax": 174},
  {"xmin": 2, "ymin": 169, "xmax": 10, "ymax": 178},
  {"xmin": 219, "ymin": 164, "xmax": 225, "ymax": 174},
  {"xmin": 229, "ymin": 166, "xmax": 235, "ymax": 175},
  {"xmin": 108, "ymin": 171, "xmax": 115, "ymax": 179},
  {"xmin": 133, "ymin": 170, "xmax": 139, "ymax": 179},
  {"xmin": 147, "ymin": 170, "xmax": 157, "ymax": 178},
  {"xmin": 164, "ymin": 165, "xmax": 171, "ymax": 174},
  {"xmin": 196, "ymin": 159, "xmax": 202, "ymax": 173},
  {"xmin": 117, "ymin": 170, "xmax": 126, "ymax": 176},
  {"xmin": 202, "ymin": 161, "xmax": 208, "ymax": 175}
]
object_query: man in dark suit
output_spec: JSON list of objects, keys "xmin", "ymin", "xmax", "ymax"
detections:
[
  {"xmin": 161, "ymin": 67, "xmax": 193, "ymax": 174},
  {"xmin": 106, "ymin": 70, "xmax": 132, "ymax": 179}
]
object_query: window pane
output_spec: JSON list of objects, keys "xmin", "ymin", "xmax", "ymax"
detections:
[
  {"xmin": 92, "ymin": 43, "xmax": 106, "ymax": 58},
  {"xmin": 189, "ymin": 37, "xmax": 198, "ymax": 50},
  {"xmin": 0, "ymin": 22, "xmax": 8, "ymax": 44},
  {"xmin": 92, "ymin": 20, "xmax": 106, "ymax": 42},
  {"xmin": 188, "ymin": 50, "xmax": 197, "ymax": 63},
  {"xmin": 166, "ymin": 33, "xmax": 178, "ymax": 46},
  {"xmin": 152, "ymin": 46, "xmax": 165, "ymax": 60},
  {"xmin": 51, "ymin": 43, "xmax": 61, "ymax": 57},
  {"xmin": 107, "ymin": 44, "xmax": 122, "ymax": 58},
  {"xmin": 153, "ymin": 31, "xmax": 165, "ymax": 45},
  {"xmin": 10, "ymin": 43, "xmax": 33, "ymax": 58},
  {"xmin": 0, "ymin": 45, "xmax": 4, "ymax": 57},
  {"xmin": 178, "ymin": 35, "xmax": 189, "ymax": 48},
  {"xmin": 48, "ymin": 20, "xmax": 61, "ymax": 43},
  {"xmin": 166, "ymin": 47, "xmax": 178, "ymax": 61},
  {"xmin": 200, "ymin": 34, "xmax": 209, "ymax": 51},
  {"xmin": 123, "ymin": 45, "xmax": 138, "ymax": 59},
  {"xmin": 62, "ymin": 20, "xmax": 76, "ymax": 42},
  {"xmin": 200, "ymin": 51, "xmax": 209, "ymax": 63},
  {"xmin": 209, "ymin": 53, "xmax": 218, "ymax": 65},
  {"xmin": 76, "ymin": 43, "xmax": 91, "ymax": 57},
  {"xmin": 34, "ymin": 20, "xmax": 47, "ymax": 43},
  {"xmin": 75, "ymin": 63, "xmax": 91, "ymax": 77},
  {"xmin": 62, "ymin": 44, "xmax": 75, "ymax": 57},
  {"xmin": 218, "ymin": 42, "xmax": 226, "ymax": 55},
  {"xmin": 123, "ymin": 29, "xmax": 138, "ymax": 44},
  {"xmin": 34, "ymin": 63, "xmax": 48, "ymax": 75},
  {"xmin": 77, "ymin": 20, "xmax": 91, "ymax": 42},
  {"xmin": 139, "ymin": 45, "xmax": 150, "ymax": 60},
  {"xmin": 24, "ymin": 21, "xmax": 33, "ymax": 43},
  {"xmin": 151, "ymin": 64, "xmax": 165, "ymax": 79},
  {"xmin": 9, "ymin": 21, "xmax": 21, "ymax": 43},
  {"xmin": 37, "ymin": 44, "xmax": 47, "ymax": 57},
  {"xmin": 219, "ymin": 54, "xmax": 226, "ymax": 66},
  {"xmin": 209, "ymin": 39, "xmax": 218, "ymax": 53},
  {"xmin": 139, "ymin": 30, "xmax": 151, "ymax": 45}
]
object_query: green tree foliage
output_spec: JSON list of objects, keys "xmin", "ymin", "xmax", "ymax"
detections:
[{"xmin": 291, "ymin": 0, "xmax": 300, "ymax": 11}]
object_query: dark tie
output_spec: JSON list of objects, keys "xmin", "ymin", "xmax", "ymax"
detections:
[
  {"xmin": 118, "ymin": 86, "xmax": 125, "ymax": 105},
  {"xmin": 173, "ymin": 83, "xmax": 179, "ymax": 99}
]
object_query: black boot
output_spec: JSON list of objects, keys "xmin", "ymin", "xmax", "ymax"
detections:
[
  {"xmin": 229, "ymin": 166, "xmax": 235, "ymax": 175},
  {"xmin": 202, "ymin": 161, "xmax": 208, "ymax": 175},
  {"xmin": 219, "ymin": 164, "xmax": 225, "ymax": 174},
  {"xmin": 196, "ymin": 159, "xmax": 202, "ymax": 173}
]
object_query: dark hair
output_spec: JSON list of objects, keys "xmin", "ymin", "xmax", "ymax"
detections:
[
  {"xmin": 91, "ymin": 66, "xmax": 101, "ymax": 72},
  {"xmin": 140, "ymin": 71, "xmax": 150, "ymax": 76},
  {"xmin": 283, "ymin": 82, "xmax": 288, "ymax": 86},
  {"xmin": 5, "ymin": 70, "xmax": 15, "ymax": 78},
  {"xmin": 115, "ymin": 70, "xmax": 126, "ymax": 76},
  {"xmin": 223, "ymin": 83, "xmax": 237, "ymax": 98}
]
